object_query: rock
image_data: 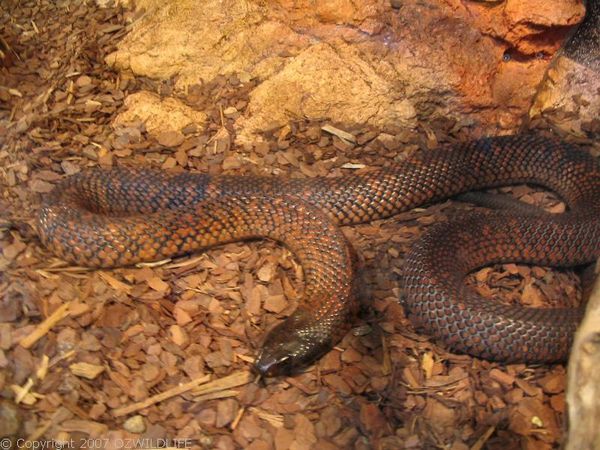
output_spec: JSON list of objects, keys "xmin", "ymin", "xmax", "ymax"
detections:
[
  {"xmin": 566, "ymin": 267, "xmax": 600, "ymax": 449},
  {"xmin": 113, "ymin": 91, "xmax": 206, "ymax": 137},
  {"xmin": 123, "ymin": 415, "xmax": 146, "ymax": 434},
  {"xmin": 106, "ymin": 0, "xmax": 584, "ymax": 143},
  {"xmin": 238, "ymin": 42, "xmax": 416, "ymax": 144},
  {"xmin": 530, "ymin": 0, "xmax": 599, "ymax": 135}
]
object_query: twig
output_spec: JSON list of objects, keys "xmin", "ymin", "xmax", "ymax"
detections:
[
  {"xmin": 19, "ymin": 302, "xmax": 71, "ymax": 349},
  {"xmin": 112, "ymin": 374, "xmax": 211, "ymax": 417},
  {"xmin": 470, "ymin": 425, "xmax": 496, "ymax": 450},
  {"xmin": 191, "ymin": 370, "xmax": 254, "ymax": 396},
  {"xmin": 230, "ymin": 406, "xmax": 246, "ymax": 430}
]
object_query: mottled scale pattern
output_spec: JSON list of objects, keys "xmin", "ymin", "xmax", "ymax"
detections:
[{"xmin": 37, "ymin": 134, "xmax": 600, "ymax": 374}]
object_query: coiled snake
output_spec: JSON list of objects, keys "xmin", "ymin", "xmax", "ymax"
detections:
[{"xmin": 37, "ymin": 135, "xmax": 600, "ymax": 376}]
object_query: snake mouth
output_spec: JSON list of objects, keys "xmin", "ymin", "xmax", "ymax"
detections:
[
  {"xmin": 254, "ymin": 350, "xmax": 295, "ymax": 377},
  {"xmin": 253, "ymin": 310, "xmax": 333, "ymax": 377},
  {"xmin": 254, "ymin": 338, "xmax": 331, "ymax": 377}
]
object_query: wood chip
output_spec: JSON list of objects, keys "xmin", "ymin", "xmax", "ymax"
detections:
[
  {"xmin": 157, "ymin": 130, "xmax": 185, "ymax": 147},
  {"xmin": 1, "ymin": 6, "xmax": 581, "ymax": 445},
  {"xmin": 69, "ymin": 362, "xmax": 105, "ymax": 380},
  {"xmin": 489, "ymin": 368, "xmax": 515, "ymax": 386},
  {"xmin": 98, "ymin": 272, "xmax": 132, "ymax": 294},
  {"xmin": 321, "ymin": 124, "xmax": 356, "ymax": 143},
  {"xmin": 168, "ymin": 325, "xmax": 189, "ymax": 347},
  {"xmin": 147, "ymin": 276, "xmax": 170, "ymax": 292}
]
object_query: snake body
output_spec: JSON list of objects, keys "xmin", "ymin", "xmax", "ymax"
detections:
[{"xmin": 37, "ymin": 135, "xmax": 600, "ymax": 375}]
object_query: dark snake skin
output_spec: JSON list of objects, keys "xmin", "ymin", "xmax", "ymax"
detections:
[{"xmin": 37, "ymin": 135, "xmax": 600, "ymax": 375}]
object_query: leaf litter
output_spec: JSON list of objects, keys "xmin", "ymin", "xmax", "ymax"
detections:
[{"xmin": 0, "ymin": 1, "xmax": 595, "ymax": 449}]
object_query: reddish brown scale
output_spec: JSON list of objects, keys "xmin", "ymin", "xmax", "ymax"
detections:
[
  {"xmin": 39, "ymin": 189, "xmax": 358, "ymax": 376},
  {"xmin": 37, "ymin": 135, "xmax": 600, "ymax": 373}
]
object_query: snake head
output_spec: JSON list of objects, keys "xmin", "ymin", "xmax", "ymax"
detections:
[{"xmin": 254, "ymin": 308, "xmax": 332, "ymax": 377}]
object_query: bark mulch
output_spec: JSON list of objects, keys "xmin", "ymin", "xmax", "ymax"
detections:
[{"xmin": 1, "ymin": 1, "xmax": 598, "ymax": 449}]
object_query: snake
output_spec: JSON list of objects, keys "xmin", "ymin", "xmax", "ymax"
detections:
[{"xmin": 37, "ymin": 134, "xmax": 600, "ymax": 376}]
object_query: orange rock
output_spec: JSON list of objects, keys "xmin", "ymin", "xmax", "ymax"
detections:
[{"xmin": 107, "ymin": 0, "xmax": 584, "ymax": 143}]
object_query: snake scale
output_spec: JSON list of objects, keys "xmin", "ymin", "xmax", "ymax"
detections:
[{"xmin": 37, "ymin": 135, "xmax": 600, "ymax": 376}]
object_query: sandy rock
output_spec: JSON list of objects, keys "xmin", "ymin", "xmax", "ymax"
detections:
[
  {"xmin": 113, "ymin": 91, "xmax": 206, "ymax": 137},
  {"xmin": 530, "ymin": 0, "xmax": 599, "ymax": 135},
  {"xmin": 566, "ymin": 264, "xmax": 600, "ymax": 449},
  {"xmin": 106, "ymin": 0, "xmax": 584, "ymax": 142},
  {"xmin": 106, "ymin": 0, "xmax": 308, "ymax": 84},
  {"xmin": 530, "ymin": 57, "xmax": 600, "ymax": 135},
  {"xmin": 123, "ymin": 415, "xmax": 146, "ymax": 434},
  {"xmin": 237, "ymin": 42, "xmax": 416, "ymax": 143}
]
